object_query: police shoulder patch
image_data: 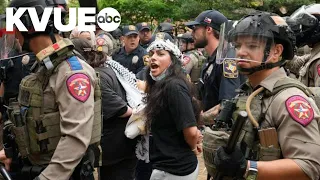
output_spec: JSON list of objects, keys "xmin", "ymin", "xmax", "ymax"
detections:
[
  {"xmin": 67, "ymin": 73, "xmax": 91, "ymax": 102},
  {"xmin": 223, "ymin": 59, "xmax": 238, "ymax": 78},
  {"xmin": 183, "ymin": 55, "xmax": 191, "ymax": 66},
  {"xmin": 317, "ymin": 64, "xmax": 320, "ymax": 76},
  {"xmin": 285, "ymin": 95, "xmax": 314, "ymax": 127}
]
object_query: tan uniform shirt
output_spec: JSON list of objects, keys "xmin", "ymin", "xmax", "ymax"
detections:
[
  {"xmin": 258, "ymin": 68, "xmax": 320, "ymax": 180},
  {"xmin": 36, "ymin": 57, "xmax": 97, "ymax": 180},
  {"xmin": 286, "ymin": 54, "xmax": 310, "ymax": 76},
  {"xmin": 300, "ymin": 43, "xmax": 320, "ymax": 87},
  {"xmin": 183, "ymin": 51, "xmax": 199, "ymax": 74}
]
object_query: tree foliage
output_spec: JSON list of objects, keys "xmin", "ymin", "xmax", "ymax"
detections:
[
  {"xmin": 96, "ymin": 0, "xmax": 316, "ymax": 25},
  {"xmin": 0, "ymin": 0, "xmax": 7, "ymax": 14},
  {"xmin": 0, "ymin": 0, "xmax": 317, "ymax": 24}
]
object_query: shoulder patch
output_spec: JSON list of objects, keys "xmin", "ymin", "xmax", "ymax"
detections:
[
  {"xmin": 317, "ymin": 64, "xmax": 320, "ymax": 76},
  {"xmin": 67, "ymin": 73, "xmax": 91, "ymax": 102},
  {"xmin": 183, "ymin": 55, "xmax": 191, "ymax": 66},
  {"xmin": 285, "ymin": 95, "xmax": 314, "ymax": 127},
  {"xmin": 223, "ymin": 59, "xmax": 238, "ymax": 78},
  {"xmin": 67, "ymin": 56, "xmax": 83, "ymax": 71}
]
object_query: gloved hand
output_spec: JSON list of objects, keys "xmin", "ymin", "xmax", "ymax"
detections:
[{"xmin": 214, "ymin": 145, "xmax": 247, "ymax": 178}]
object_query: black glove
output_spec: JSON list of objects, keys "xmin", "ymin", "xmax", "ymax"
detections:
[
  {"xmin": 214, "ymin": 145, "xmax": 247, "ymax": 178},
  {"xmin": 33, "ymin": 176, "xmax": 40, "ymax": 180}
]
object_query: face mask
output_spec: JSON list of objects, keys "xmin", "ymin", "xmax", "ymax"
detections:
[{"xmin": 149, "ymin": 63, "xmax": 171, "ymax": 81}]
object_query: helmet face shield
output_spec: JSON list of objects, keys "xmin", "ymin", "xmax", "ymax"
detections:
[
  {"xmin": 216, "ymin": 20, "xmax": 237, "ymax": 64},
  {"xmin": 287, "ymin": 4, "xmax": 320, "ymax": 47},
  {"xmin": 290, "ymin": 5, "xmax": 318, "ymax": 27},
  {"xmin": 217, "ymin": 19, "xmax": 275, "ymax": 64},
  {"xmin": 0, "ymin": 15, "xmax": 16, "ymax": 60},
  {"xmin": 178, "ymin": 39, "xmax": 187, "ymax": 52}
]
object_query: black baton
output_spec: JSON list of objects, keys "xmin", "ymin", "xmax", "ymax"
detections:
[
  {"xmin": 215, "ymin": 111, "xmax": 247, "ymax": 180},
  {"xmin": 0, "ymin": 164, "xmax": 12, "ymax": 180}
]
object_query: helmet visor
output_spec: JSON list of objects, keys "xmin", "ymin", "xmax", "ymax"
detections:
[
  {"xmin": 290, "ymin": 5, "xmax": 318, "ymax": 27},
  {"xmin": 0, "ymin": 15, "xmax": 16, "ymax": 60},
  {"xmin": 217, "ymin": 20, "xmax": 274, "ymax": 64}
]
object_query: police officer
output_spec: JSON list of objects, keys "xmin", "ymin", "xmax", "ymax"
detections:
[
  {"xmin": 112, "ymin": 25, "xmax": 147, "ymax": 74},
  {"xmin": 186, "ymin": 10, "xmax": 244, "ymax": 124},
  {"xmin": 212, "ymin": 12, "xmax": 320, "ymax": 180},
  {"xmin": 285, "ymin": 4, "xmax": 320, "ymax": 87},
  {"xmin": 0, "ymin": 27, "xmax": 36, "ymax": 179},
  {"xmin": 0, "ymin": 1, "xmax": 102, "ymax": 180},
  {"xmin": 136, "ymin": 22, "xmax": 152, "ymax": 49},
  {"xmin": 178, "ymin": 32, "xmax": 205, "ymax": 83}
]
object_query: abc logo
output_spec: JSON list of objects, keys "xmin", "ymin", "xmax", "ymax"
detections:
[{"xmin": 97, "ymin": 7, "xmax": 121, "ymax": 32}]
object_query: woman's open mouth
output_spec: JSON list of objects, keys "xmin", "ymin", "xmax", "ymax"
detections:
[{"xmin": 150, "ymin": 63, "xmax": 159, "ymax": 70}]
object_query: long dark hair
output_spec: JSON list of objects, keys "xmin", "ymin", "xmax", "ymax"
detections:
[{"xmin": 144, "ymin": 52, "xmax": 200, "ymax": 131}]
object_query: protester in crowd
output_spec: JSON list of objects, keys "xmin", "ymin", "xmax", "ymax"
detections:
[
  {"xmin": 144, "ymin": 34, "xmax": 202, "ymax": 180},
  {"xmin": 136, "ymin": 32, "xmax": 173, "ymax": 81}
]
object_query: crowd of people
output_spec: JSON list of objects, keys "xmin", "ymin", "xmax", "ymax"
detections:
[{"xmin": 0, "ymin": 0, "xmax": 319, "ymax": 180}]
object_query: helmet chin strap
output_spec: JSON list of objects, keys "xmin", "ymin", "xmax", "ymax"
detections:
[
  {"xmin": 238, "ymin": 39, "xmax": 280, "ymax": 75},
  {"xmin": 238, "ymin": 60, "xmax": 285, "ymax": 74}
]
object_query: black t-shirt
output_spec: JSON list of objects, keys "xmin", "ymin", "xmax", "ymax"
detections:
[
  {"xmin": 150, "ymin": 78, "xmax": 198, "ymax": 176},
  {"xmin": 95, "ymin": 66, "xmax": 137, "ymax": 166}
]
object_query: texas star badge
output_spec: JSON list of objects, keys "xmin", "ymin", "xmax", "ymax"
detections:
[
  {"xmin": 285, "ymin": 95, "xmax": 314, "ymax": 127},
  {"xmin": 67, "ymin": 73, "xmax": 91, "ymax": 102},
  {"xmin": 223, "ymin": 59, "xmax": 238, "ymax": 78}
]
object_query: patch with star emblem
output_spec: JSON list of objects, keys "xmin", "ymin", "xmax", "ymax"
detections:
[
  {"xmin": 183, "ymin": 55, "xmax": 191, "ymax": 66},
  {"xmin": 67, "ymin": 73, "xmax": 91, "ymax": 102},
  {"xmin": 285, "ymin": 95, "xmax": 314, "ymax": 127},
  {"xmin": 223, "ymin": 59, "xmax": 238, "ymax": 78},
  {"xmin": 317, "ymin": 64, "xmax": 320, "ymax": 76}
]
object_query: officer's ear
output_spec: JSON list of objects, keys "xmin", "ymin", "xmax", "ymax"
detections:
[
  {"xmin": 270, "ymin": 44, "xmax": 283, "ymax": 62},
  {"xmin": 206, "ymin": 26, "xmax": 213, "ymax": 34}
]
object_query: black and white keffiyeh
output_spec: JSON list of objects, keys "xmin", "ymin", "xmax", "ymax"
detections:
[
  {"xmin": 147, "ymin": 39, "xmax": 183, "ymax": 61},
  {"xmin": 105, "ymin": 59, "xmax": 149, "ymax": 162},
  {"xmin": 105, "ymin": 59, "xmax": 143, "ymax": 108}
]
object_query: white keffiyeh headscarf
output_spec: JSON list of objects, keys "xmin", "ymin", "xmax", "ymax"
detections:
[{"xmin": 147, "ymin": 39, "xmax": 183, "ymax": 62}]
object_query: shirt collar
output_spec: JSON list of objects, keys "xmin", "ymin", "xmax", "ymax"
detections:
[
  {"xmin": 208, "ymin": 49, "xmax": 217, "ymax": 63},
  {"xmin": 120, "ymin": 46, "xmax": 140, "ymax": 55},
  {"xmin": 259, "ymin": 67, "xmax": 287, "ymax": 92}
]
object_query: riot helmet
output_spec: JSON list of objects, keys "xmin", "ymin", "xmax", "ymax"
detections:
[
  {"xmin": 8, "ymin": 0, "xmax": 67, "ymax": 51},
  {"xmin": 286, "ymin": 4, "xmax": 320, "ymax": 47},
  {"xmin": 217, "ymin": 12, "xmax": 296, "ymax": 74},
  {"xmin": 159, "ymin": 22, "xmax": 174, "ymax": 38},
  {"xmin": 150, "ymin": 32, "xmax": 174, "ymax": 43},
  {"xmin": 177, "ymin": 32, "xmax": 194, "ymax": 52},
  {"xmin": 111, "ymin": 28, "xmax": 123, "ymax": 39}
]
